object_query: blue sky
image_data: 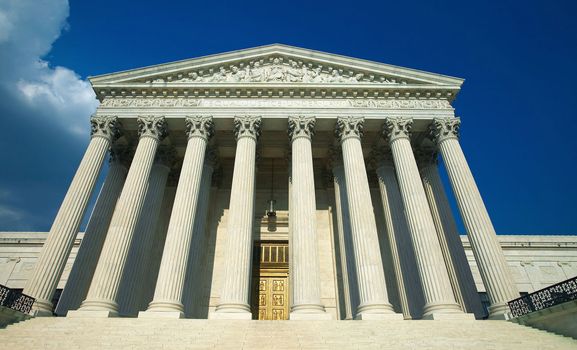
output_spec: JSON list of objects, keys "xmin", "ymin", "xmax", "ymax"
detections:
[{"xmin": 0, "ymin": 0, "xmax": 576, "ymax": 234}]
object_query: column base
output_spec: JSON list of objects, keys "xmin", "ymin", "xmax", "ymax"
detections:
[
  {"xmin": 488, "ymin": 303, "xmax": 511, "ymax": 320},
  {"xmin": 290, "ymin": 312, "xmax": 333, "ymax": 320},
  {"xmin": 138, "ymin": 311, "xmax": 184, "ymax": 319},
  {"xmin": 422, "ymin": 312, "xmax": 475, "ymax": 320},
  {"xmin": 67, "ymin": 310, "xmax": 119, "ymax": 318},
  {"xmin": 208, "ymin": 311, "xmax": 252, "ymax": 320},
  {"xmin": 145, "ymin": 300, "xmax": 185, "ymax": 314},
  {"xmin": 29, "ymin": 299, "xmax": 54, "ymax": 317},
  {"xmin": 29, "ymin": 309, "xmax": 54, "ymax": 317},
  {"xmin": 355, "ymin": 312, "xmax": 404, "ymax": 320},
  {"xmin": 354, "ymin": 302, "xmax": 402, "ymax": 320},
  {"xmin": 210, "ymin": 302, "xmax": 252, "ymax": 319},
  {"xmin": 422, "ymin": 302, "xmax": 463, "ymax": 316}
]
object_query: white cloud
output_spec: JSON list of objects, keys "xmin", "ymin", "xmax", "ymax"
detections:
[
  {"xmin": 0, "ymin": 188, "xmax": 33, "ymax": 230},
  {"xmin": 0, "ymin": 204, "xmax": 24, "ymax": 222},
  {"xmin": 0, "ymin": 0, "xmax": 99, "ymax": 138}
]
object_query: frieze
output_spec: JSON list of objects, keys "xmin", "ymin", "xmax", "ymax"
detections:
[
  {"xmin": 143, "ymin": 56, "xmax": 407, "ymax": 85},
  {"xmin": 100, "ymin": 98, "xmax": 452, "ymax": 109},
  {"xmin": 101, "ymin": 98, "xmax": 202, "ymax": 108}
]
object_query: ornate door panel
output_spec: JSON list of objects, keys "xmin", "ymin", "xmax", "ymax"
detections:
[
  {"xmin": 252, "ymin": 241, "xmax": 289, "ymax": 320},
  {"xmin": 255, "ymin": 276, "xmax": 288, "ymax": 320}
]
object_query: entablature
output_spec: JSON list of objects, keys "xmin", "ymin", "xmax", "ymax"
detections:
[{"xmin": 95, "ymin": 97, "xmax": 455, "ymax": 134}]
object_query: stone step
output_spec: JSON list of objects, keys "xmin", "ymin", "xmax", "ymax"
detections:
[{"xmin": 1, "ymin": 318, "xmax": 575, "ymax": 350}]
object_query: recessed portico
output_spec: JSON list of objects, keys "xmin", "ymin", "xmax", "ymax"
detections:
[{"xmin": 23, "ymin": 44, "xmax": 518, "ymax": 321}]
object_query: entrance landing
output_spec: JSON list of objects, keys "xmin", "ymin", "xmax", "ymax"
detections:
[{"xmin": 1, "ymin": 318, "xmax": 575, "ymax": 349}]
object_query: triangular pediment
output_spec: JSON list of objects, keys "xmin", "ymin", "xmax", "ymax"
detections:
[{"xmin": 89, "ymin": 44, "xmax": 463, "ymax": 87}]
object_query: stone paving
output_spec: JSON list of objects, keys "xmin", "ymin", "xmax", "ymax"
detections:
[{"xmin": 1, "ymin": 318, "xmax": 576, "ymax": 349}]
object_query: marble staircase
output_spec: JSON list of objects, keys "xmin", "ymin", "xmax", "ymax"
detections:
[{"xmin": 1, "ymin": 318, "xmax": 576, "ymax": 349}]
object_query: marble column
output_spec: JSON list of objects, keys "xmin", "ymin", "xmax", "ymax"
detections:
[
  {"xmin": 182, "ymin": 149, "xmax": 217, "ymax": 317},
  {"xmin": 24, "ymin": 116, "xmax": 121, "ymax": 315},
  {"xmin": 416, "ymin": 149, "xmax": 485, "ymax": 318},
  {"xmin": 429, "ymin": 117, "xmax": 519, "ymax": 319},
  {"xmin": 118, "ymin": 146, "xmax": 174, "ymax": 316},
  {"xmin": 373, "ymin": 150, "xmax": 425, "ymax": 319},
  {"xmin": 70, "ymin": 116, "xmax": 168, "ymax": 317},
  {"xmin": 334, "ymin": 116, "xmax": 400, "ymax": 320},
  {"xmin": 287, "ymin": 150, "xmax": 294, "ymax": 310},
  {"xmin": 329, "ymin": 148, "xmax": 357, "ymax": 320},
  {"xmin": 211, "ymin": 116, "xmax": 261, "ymax": 320},
  {"xmin": 288, "ymin": 116, "xmax": 330, "ymax": 319},
  {"xmin": 55, "ymin": 146, "xmax": 130, "ymax": 316},
  {"xmin": 382, "ymin": 117, "xmax": 467, "ymax": 320},
  {"xmin": 140, "ymin": 181, "xmax": 178, "ymax": 311},
  {"xmin": 143, "ymin": 116, "xmax": 214, "ymax": 318}
]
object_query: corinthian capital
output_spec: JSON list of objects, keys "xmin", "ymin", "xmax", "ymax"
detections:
[
  {"xmin": 382, "ymin": 117, "xmax": 413, "ymax": 143},
  {"xmin": 335, "ymin": 116, "xmax": 364, "ymax": 142},
  {"xmin": 90, "ymin": 115, "xmax": 122, "ymax": 142},
  {"xmin": 233, "ymin": 116, "xmax": 262, "ymax": 140},
  {"xmin": 428, "ymin": 117, "xmax": 460, "ymax": 143},
  {"xmin": 185, "ymin": 116, "xmax": 215, "ymax": 141},
  {"xmin": 137, "ymin": 116, "xmax": 168, "ymax": 141},
  {"xmin": 288, "ymin": 116, "xmax": 315, "ymax": 141}
]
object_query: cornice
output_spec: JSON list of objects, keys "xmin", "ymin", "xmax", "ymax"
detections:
[{"xmin": 89, "ymin": 44, "xmax": 464, "ymax": 86}]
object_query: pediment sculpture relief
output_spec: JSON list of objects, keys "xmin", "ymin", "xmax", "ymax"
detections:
[{"xmin": 145, "ymin": 57, "xmax": 408, "ymax": 85}]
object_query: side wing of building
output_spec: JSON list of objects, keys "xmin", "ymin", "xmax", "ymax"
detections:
[{"xmin": 1, "ymin": 232, "xmax": 575, "ymax": 295}]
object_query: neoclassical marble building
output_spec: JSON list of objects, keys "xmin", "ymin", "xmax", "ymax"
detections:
[{"xmin": 20, "ymin": 45, "xmax": 526, "ymax": 321}]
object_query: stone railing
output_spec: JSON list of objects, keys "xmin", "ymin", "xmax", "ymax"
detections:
[
  {"xmin": 0, "ymin": 284, "xmax": 35, "ymax": 315},
  {"xmin": 508, "ymin": 276, "xmax": 577, "ymax": 318}
]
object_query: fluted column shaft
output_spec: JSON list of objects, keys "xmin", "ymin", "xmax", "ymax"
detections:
[
  {"xmin": 383, "ymin": 117, "xmax": 463, "ymax": 319},
  {"xmin": 183, "ymin": 160, "xmax": 216, "ymax": 317},
  {"xmin": 331, "ymin": 162, "xmax": 356, "ymax": 320},
  {"xmin": 140, "ymin": 185, "xmax": 177, "ymax": 311},
  {"xmin": 288, "ymin": 116, "xmax": 327, "ymax": 318},
  {"xmin": 55, "ymin": 150, "xmax": 129, "ymax": 315},
  {"xmin": 418, "ymin": 153, "xmax": 485, "ymax": 318},
  {"xmin": 430, "ymin": 118, "xmax": 518, "ymax": 319},
  {"xmin": 375, "ymin": 159, "xmax": 424, "ymax": 319},
  {"xmin": 73, "ymin": 116, "xmax": 167, "ymax": 317},
  {"xmin": 212, "ymin": 116, "xmax": 261, "ymax": 319},
  {"xmin": 144, "ymin": 117, "xmax": 214, "ymax": 317},
  {"xmin": 118, "ymin": 153, "xmax": 172, "ymax": 316},
  {"xmin": 24, "ymin": 116, "xmax": 121, "ymax": 315},
  {"xmin": 335, "ymin": 117, "xmax": 398, "ymax": 319}
]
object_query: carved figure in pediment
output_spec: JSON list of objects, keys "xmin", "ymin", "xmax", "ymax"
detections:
[
  {"xmin": 311, "ymin": 67, "xmax": 323, "ymax": 83},
  {"xmin": 212, "ymin": 67, "xmax": 227, "ymax": 82},
  {"xmin": 229, "ymin": 65, "xmax": 248, "ymax": 82},
  {"xmin": 241, "ymin": 65, "xmax": 251, "ymax": 80},
  {"xmin": 349, "ymin": 73, "xmax": 364, "ymax": 83},
  {"xmin": 286, "ymin": 60, "xmax": 303, "ymax": 82},
  {"xmin": 301, "ymin": 66, "xmax": 314, "ymax": 82},
  {"xmin": 190, "ymin": 72, "xmax": 203, "ymax": 82},
  {"xmin": 226, "ymin": 65, "xmax": 239, "ymax": 82},
  {"xmin": 328, "ymin": 69, "xmax": 347, "ymax": 83},
  {"xmin": 267, "ymin": 58, "xmax": 285, "ymax": 82},
  {"xmin": 250, "ymin": 61, "xmax": 265, "ymax": 82}
]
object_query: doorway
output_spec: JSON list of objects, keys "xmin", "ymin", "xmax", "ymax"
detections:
[{"xmin": 251, "ymin": 241, "xmax": 289, "ymax": 320}]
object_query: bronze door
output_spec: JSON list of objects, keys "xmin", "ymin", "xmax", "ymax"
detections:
[{"xmin": 251, "ymin": 241, "xmax": 289, "ymax": 320}]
